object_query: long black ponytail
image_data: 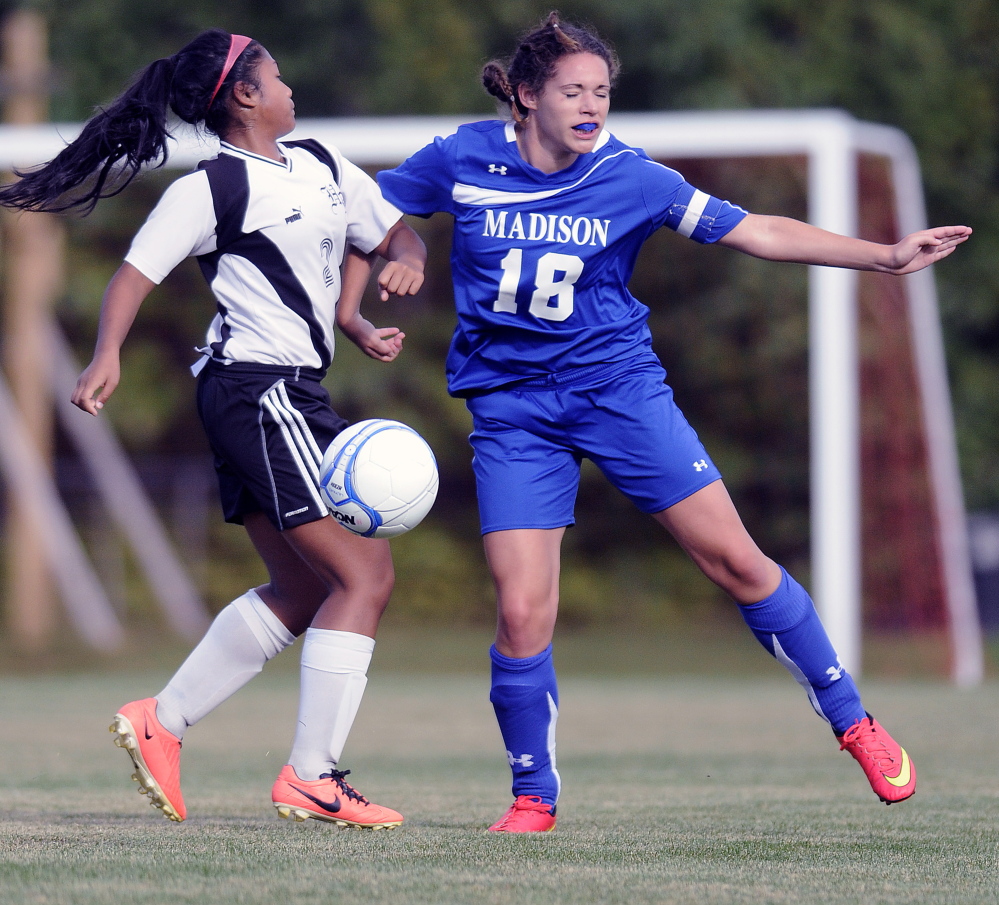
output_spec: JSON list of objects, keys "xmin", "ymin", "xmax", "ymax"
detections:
[{"xmin": 0, "ymin": 29, "xmax": 264, "ymax": 214}]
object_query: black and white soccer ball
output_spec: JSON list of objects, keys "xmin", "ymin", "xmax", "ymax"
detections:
[{"xmin": 319, "ymin": 419, "xmax": 439, "ymax": 538}]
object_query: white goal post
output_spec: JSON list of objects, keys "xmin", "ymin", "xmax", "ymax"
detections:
[{"xmin": 0, "ymin": 110, "xmax": 982, "ymax": 684}]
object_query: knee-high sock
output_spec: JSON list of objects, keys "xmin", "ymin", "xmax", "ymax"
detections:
[
  {"xmin": 738, "ymin": 567, "xmax": 866, "ymax": 735},
  {"xmin": 155, "ymin": 589, "xmax": 295, "ymax": 740},
  {"xmin": 287, "ymin": 629, "xmax": 374, "ymax": 781},
  {"xmin": 489, "ymin": 645, "xmax": 560, "ymax": 806}
]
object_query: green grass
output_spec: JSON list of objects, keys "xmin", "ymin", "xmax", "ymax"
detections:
[{"xmin": 1, "ymin": 644, "xmax": 998, "ymax": 904}]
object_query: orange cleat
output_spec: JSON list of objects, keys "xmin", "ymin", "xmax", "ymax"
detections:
[
  {"xmin": 272, "ymin": 765, "xmax": 403, "ymax": 829},
  {"xmin": 838, "ymin": 714, "xmax": 916, "ymax": 805},
  {"xmin": 488, "ymin": 795, "xmax": 557, "ymax": 833},
  {"xmin": 110, "ymin": 698, "xmax": 186, "ymax": 822}
]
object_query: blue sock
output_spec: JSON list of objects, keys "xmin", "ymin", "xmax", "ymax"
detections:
[
  {"xmin": 489, "ymin": 644, "xmax": 560, "ymax": 806},
  {"xmin": 738, "ymin": 567, "xmax": 866, "ymax": 735}
]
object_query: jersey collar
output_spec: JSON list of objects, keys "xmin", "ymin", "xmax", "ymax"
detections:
[
  {"xmin": 502, "ymin": 119, "xmax": 611, "ymax": 166},
  {"xmin": 219, "ymin": 140, "xmax": 291, "ymax": 170}
]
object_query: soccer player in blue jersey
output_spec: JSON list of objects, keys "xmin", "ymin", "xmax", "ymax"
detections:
[
  {"xmin": 377, "ymin": 11, "xmax": 971, "ymax": 832},
  {"xmin": 0, "ymin": 30, "xmax": 424, "ymax": 829}
]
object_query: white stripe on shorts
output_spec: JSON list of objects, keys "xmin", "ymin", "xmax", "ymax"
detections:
[
  {"xmin": 259, "ymin": 381, "xmax": 327, "ymax": 520},
  {"xmin": 272, "ymin": 381, "xmax": 325, "ymax": 479}
]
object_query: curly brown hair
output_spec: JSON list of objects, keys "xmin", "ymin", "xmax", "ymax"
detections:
[{"xmin": 481, "ymin": 11, "xmax": 620, "ymax": 122}]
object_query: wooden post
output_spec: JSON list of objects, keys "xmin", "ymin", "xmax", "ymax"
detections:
[{"xmin": 1, "ymin": 10, "xmax": 64, "ymax": 651}]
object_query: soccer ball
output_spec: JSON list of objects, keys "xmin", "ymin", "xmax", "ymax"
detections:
[{"xmin": 319, "ymin": 419, "xmax": 439, "ymax": 538}]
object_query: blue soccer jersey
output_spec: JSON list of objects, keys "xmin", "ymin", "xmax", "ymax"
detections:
[{"xmin": 377, "ymin": 120, "xmax": 747, "ymax": 396}]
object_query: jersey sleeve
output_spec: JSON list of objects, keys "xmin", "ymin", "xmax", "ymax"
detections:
[
  {"xmin": 640, "ymin": 159, "xmax": 748, "ymax": 244},
  {"xmin": 124, "ymin": 170, "xmax": 218, "ymax": 283},
  {"xmin": 376, "ymin": 134, "xmax": 457, "ymax": 217},
  {"xmin": 335, "ymin": 154, "xmax": 403, "ymax": 254}
]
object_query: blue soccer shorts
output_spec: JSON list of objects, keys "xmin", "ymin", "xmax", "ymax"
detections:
[
  {"xmin": 465, "ymin": 353, "xmax": 722, "ymax": 534},
  {"xmin": 196, "ymin": 360, "xmax": 348, "ymax": 531}
]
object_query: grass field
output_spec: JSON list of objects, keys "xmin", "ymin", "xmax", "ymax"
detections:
[{"xmin": 1, "ymin": 629, "xmax": 998, "ymax": 904}]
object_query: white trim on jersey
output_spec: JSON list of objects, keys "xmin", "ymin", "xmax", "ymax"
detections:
[
  {"xmin": 452, "ymin": 144, "xmax": 639, "ymax": 207},
  {"xmin": 219, "ymin": 140, "xmax": 289, "ymax": 170},
  {"xmin": 676, "ymin": 189, "xmax": 711, "ymax": 238},
  {"xmin": 501, "ymin": 119, "xmax": 611, "ymax": 152}
]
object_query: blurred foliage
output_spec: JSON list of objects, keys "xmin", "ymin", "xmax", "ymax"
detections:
[{"xmin": 1, "ymin": 0, "xmax": 997, "ymax": 626}]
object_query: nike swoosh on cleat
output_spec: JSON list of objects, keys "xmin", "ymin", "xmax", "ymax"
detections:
[
  {"xmin": 290, "ymin": 785, "xmax": 341, "ymax": 813},
  {"xmin": 144, "ymin": 714, "xmax": 154, "ymax": 741},
  {"xmin": 882, "ymin": 748, "xmax": 912, "ymax": 788}
]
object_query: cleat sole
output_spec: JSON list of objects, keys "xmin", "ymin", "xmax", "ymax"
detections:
[
  {"xmin": 272, "ymin": 802, "xmax": 401, "ymax": 830},
  {"xmin": 109, "ymin": 713, "xmax": 183, "ymax": 822}
]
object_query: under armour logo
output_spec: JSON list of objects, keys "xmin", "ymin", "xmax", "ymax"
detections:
[
  {"xmin": 488, "ymin": 164, "xmax": 507, "ymax": 175},
  {"xmin": 826, "ymin": 664, "xmax": 844, "ymax": 681},
  {"xmin": 693, "ymin": 459, "xmax": 708, "ymax": 472},
  {"xmin": 506, "ymin": 750, "xmax": 534, "ymax": 768}
]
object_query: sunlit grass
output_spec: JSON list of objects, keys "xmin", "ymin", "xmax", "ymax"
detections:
[{"xmin": 1, "ymin": 658, "xmax": 997, "ymax": 904}]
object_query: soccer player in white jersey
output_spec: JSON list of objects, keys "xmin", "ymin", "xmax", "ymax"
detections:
[
  {"xmin": 376, "ymin": 11, "xmax": 971, "ymax": 832},
  {"xmin": 0, "ymin": 29, "xmax": 426, "ymax": 828}
]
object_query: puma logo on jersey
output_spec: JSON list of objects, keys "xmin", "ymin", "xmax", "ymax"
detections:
[
  {"xmin": 285, "ymin": 208, "xmax": 303, "ymax": 224},
  {"xmin": 488, "ymin": 164, "xmax": 507, "ymax": 175}
]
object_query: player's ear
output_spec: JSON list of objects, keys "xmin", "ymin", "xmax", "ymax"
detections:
[
  {"xmin": 231, "ymin": 80, "xmax": 259, "ymax": 110},
  {"xmin": 517, "ymin": 83, "xmax": 539, "ymax": 113}
]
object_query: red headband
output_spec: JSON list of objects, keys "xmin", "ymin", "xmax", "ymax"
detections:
[{"xmin": 207, "ymin": 34, "xmax": 253, "ymax": 109}]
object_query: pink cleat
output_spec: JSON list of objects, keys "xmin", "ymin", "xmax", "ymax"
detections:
[
  {"xmin": 488, "ymin": 795, "xmax": 556, "ymax": 833},
  {"xmin": 272, "ymin": 765, "xmax": 403, "ymax": 829},
  {"xmin": 110, "ymin": 698, "xmax": 186, "ymax": 822},
  {"xmin": 838, "ymin": 714, "xmax": 916, "ymax": 804}
]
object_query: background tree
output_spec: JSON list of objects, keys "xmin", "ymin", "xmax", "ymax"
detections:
[{"xmin": 3, "ymin": 0, "xmax": 995, "ymax": 627}]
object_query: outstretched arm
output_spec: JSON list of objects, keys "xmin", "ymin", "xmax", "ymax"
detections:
[
  {"xmin": 336, "ymin": 220, "xmax": 426, "ymax": 362},
  {"xmin": 71, "ymin": 262, "xmax": 156, "ymax": 415},
  {"xmin": 717, "ymin": 213, "xmax": 971, "ymax": 275}
]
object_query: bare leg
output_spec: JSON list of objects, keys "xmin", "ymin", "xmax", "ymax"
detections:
[
  {"xmin": 485, "ymin": 527, "xmax": 564, "ymax": 657},
  {"xmin": 277, "ymin": 514, "xmax": 394, "ymax": 636},
  {"xmin": 654, "ymin": 478, "xmax": 868, "ymax": 735},
  {"xmin": 652, "ymin": 479, "xmax": 781, "ymax": 603}
]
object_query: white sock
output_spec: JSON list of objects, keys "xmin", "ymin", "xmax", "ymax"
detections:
[
  {"xmin": 154, "ymin": 589, "xmax": 296, "ymax": 739},
  {"xmin": 287, "ymin": 628, "xmax": 375, "ymax": 780}
]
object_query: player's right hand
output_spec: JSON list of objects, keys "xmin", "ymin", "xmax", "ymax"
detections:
[
  {"xmin": 71, "ymin": 353, "xmax": 120, "ymax": 415},
  {"xmin": 377, "ymin": 260, "xmax": 424, "ymax": 301}
]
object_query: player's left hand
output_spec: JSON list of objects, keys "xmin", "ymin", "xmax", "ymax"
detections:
[
  {"xmin": 342, "ymin": 314, "xmax": 405, "ymax": 362},
  {"xmin": 377, "ymin": 260, "xmax": 424, "ymax": 301},
  {"xmin": 363, "ymin": 326, "xmax": 405, "ymax": 362},
  {"xmin": 886, "ymin": 225, "xmax": 972, "ymax": 274}
]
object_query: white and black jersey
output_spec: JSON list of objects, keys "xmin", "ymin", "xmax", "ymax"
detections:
[{"xmin": 126, "ymin": 139, "xmax": 401, "ymax": 370}]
